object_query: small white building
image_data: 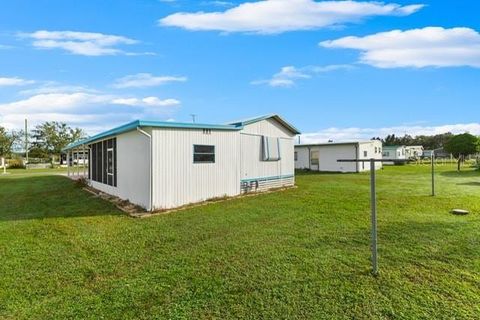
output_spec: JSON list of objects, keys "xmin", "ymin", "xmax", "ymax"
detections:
[
  {"xmin": 64, "ymin": 114, "xmax": 300, "ymax": 211},
  {"xmin": 405, "ymin": 145, "xmax": 424, "ymax": 159},
  {"xmin": 294, "ymin": 141, "xmax": 383, "ymax": 173},
  {"xmin": 382, "ymin": 145, "xmax": 406, "ymax": 165}
]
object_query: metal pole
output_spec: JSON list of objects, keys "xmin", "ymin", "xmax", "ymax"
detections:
[
  {"xmin": 431, "ymin": 151, "xmax": 435, "ymax": 196},
  {"xmin": 83, "ymin": 145, "xmax": 86, "ymax": 177},
  {"xmin": 370, "ymin": 158, "xmax": 378, "ymax": 276},
  {"xmin": 67, "ymin": 151, "xmax": 70, "ymax": 177},
  {"xmin": 25, "ymin": 119, "xmax": 28, "ymax": 166}
]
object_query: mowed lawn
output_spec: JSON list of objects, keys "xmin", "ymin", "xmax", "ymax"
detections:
[{"xmin": 1, "ymin": 165, "xmax": 479, "ymax": 319}]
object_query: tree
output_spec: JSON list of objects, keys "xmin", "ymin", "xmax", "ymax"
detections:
[
  {"xmin": 0, "ymin": 127, "xmax": 21, "ymax": 158},
  {"xmin": 31, "ymin": 122, "xmax": 86, "ymax": 162},
  {"xmin": 444, "ymin": 133, "xmax": 480, "ymax": 171}
]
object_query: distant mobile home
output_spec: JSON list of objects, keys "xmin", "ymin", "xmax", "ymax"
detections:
[
  {"xmin": 64, "ymin": 114, "xmax": 300, "ymax": 211},
  {"xmin": 405, "ymin": 145, "xmax": 424, "ymax": 159},
  {"xmin": 382, "ymin": 145, "xmax": 406, "ymax": 165},
  {"xmin": 294, "ymin": 141, "xmax": 383, "ymax": 173}
]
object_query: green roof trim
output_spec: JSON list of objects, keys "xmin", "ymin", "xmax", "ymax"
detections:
[
  {"xmin": 63, "ymin": 119, "xmax": 242, "ymax": 151},
  {"xmin": 63, "ymin": 114, "xmax": 299, "ymax": 151},
  {"xmin": 229, "ymin": 114, "xmax": 301, "ymax": 134}
]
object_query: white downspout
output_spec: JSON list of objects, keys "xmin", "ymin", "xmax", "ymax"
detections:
[{"xmin": 137, "ymin": 127, "xmax": 153, "ymax": 212}]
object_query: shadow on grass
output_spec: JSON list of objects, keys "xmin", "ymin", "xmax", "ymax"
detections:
[
  {"xmin": 0, "ymin": 175, "xmax": 122, "ymax": 221},
  {"xmin": 456, "ymin": 182, "xmax": 480, "ymax": 187},
  {"xmin": 439, "ymin": 169, "xmax": 480, "ymax": 178}
]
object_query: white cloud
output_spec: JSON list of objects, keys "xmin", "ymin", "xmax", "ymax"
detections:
[
  {"xmin": 22, "ymin": 30, "xmax": 139, "ymax": 56},
  {"xmin": 320, "ymin": 27, "xmax": 480, "ymax": 68},
  {"xmin": 0, "ymin": 90, "xmax": 181, "ymax": 132},
  {"xmin": 300, "ymin": 123, "xmax": 480, "ymax": 144},
  {"xmin": 18, "ymin": 83, "xmax": 99, "ymax": 96},
  {"xmin": 112, "ymin": 96, "xmax": 181, "ymax": 107},
  {"xmin": 0, "ymin": 92, "xmax": 112, "ymax": 114},
  {"xmin": 0, "ymin": 77, "xmax": 35, "ymax": 86},
  {"xmin": 252, "ymin": 64, "xmax": 352, "ymax": 87},
  {"xmin": 112, "ymin": 73, "xmax": 187, "ymax": 88},
  {"xmin": 159, "ymin": 0, "xmax": 424, "ymax": 34}
]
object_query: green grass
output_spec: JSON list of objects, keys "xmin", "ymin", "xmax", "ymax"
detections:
[{"xmin": 1, "ymin": 165, "xmax": 479, "ymax": 319}]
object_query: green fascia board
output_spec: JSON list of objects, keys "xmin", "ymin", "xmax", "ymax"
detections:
[{"xmin": 63, "ymin": 120, "xmax": 242, "ymax": 151}]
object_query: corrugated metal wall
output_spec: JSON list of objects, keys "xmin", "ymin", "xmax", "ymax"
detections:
[
  {"xmin": 240, "ymin": 119, "xmax": 295, "ymax": 193},
  {"xmin": 89, "ymin": 130, "xmax": 151, "ymax": 209},
  {"xmin": 151, "ymin": 128, "xmax": 240, "ymax": 210}
]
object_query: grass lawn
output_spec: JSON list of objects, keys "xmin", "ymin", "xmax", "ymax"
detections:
[{"xmin": 1, "ymin": 165, "xmax": 479, "ymax": 319}]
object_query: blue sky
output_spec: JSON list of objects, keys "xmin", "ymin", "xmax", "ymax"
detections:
[{"xmin": 0, "ymin": 0, "xmax": 479, "ymax": 142}]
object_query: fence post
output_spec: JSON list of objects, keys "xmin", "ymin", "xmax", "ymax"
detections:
[
  {"xmin": 431, "ymin": 152, "xmax": 435, "ymax": 196},
  {"xmin": 370, "ymin": 158, "xmax": 378, "ymax": 276}
]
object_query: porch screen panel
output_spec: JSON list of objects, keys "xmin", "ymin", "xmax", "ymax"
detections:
[
  {"xmin": 102, "ymin": 140, "xmax": 108, "ymax": 184},
  {"xmin": 91, "ymin": 144, "xmax": 97, "ymax": 181},
  {"xmin": 89, "ymin": 138, "xmax": 117, "ymax": 186}
]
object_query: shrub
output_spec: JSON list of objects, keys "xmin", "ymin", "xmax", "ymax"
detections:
[{"xmin": 7, "ymin": 158, "xmax": 25, "ymax": 169}]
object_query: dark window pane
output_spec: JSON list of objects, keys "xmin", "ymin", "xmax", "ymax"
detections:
[
  {"xmin": 194, "ymin": 153, "xmax": 215, "ymax": 163},
  {"xmin": 194, "ymin": 145, "xmax": 214, "ymax": 153},
  {"xmin": 102, "ymin": 140, "xmax": 108, "ymax": 184},
  {"xmin": 96, "ymin": 142, "xmax": 102, "ymax": 182},
  {"xmin": 91, "ymin": 144, "xmax": 97, "ymax": 181},
  {"xmin": 113, "ymin": 138, "xmax": 117, "ymax": 187}
]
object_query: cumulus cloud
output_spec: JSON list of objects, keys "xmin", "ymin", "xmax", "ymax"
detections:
[
  {"xmin": 112, "ymin": 73, "xmax": 187, "ymax": 88},
  {"xmin": 21, "ymin": 30, "xmax": 140, "ymax": 56},
  {"xmin": 300, "ymin": 123, "xmax": 480, "ymax": 144},
  {"xmin": 252, "ymin": 64, "xmax": 352, "ymax": 87},
  {"xmin": 0, "ymin": 92, "xmax": 112, "ymax": 114},
  {"xmin": 159, "ymin": 0, "xmax": 424, "ymax": 34},
  {"xmin": 112, "ymin": 96, "xmax": 181, "ymax": 107},
  {"xmin": 0, "ymin": 89, "xmax": 181, "ymax": 132},
  {"xmin": 0, "ymin": 77, "xmax": 35, "ymax": 86},
  {"xmin": 320, "ymin": 27, "xmax": 480, "ymax": 68}
]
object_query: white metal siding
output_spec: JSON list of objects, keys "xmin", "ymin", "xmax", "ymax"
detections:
[
  {"xmin": 358, "ymin": 141, "xmax": 383, "ymax": 171},
  {"xmin": 294, "ymin": 146, "xmax": 311, "ymax": 170},
  {"xmin": 241, "ymin": 118, "xmax": 295, "ymax": 138},
  {"xmin": 239, "ymin": 118, "xmax": 296, "ymax": 192},
  {"xmin": 295, "ymin": 141, "xmax": 383, "ymax": 173},
  {"xmin": 151, "ymin": 128, "xmax": 240, "ymax": 210},
  {"xmin": 89, "ymin": 130, "xmax": 150, "ymax": 209}
]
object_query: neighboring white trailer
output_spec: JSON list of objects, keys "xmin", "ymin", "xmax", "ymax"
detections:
[
  {"xmin": 405, "ymin": 145, "xmax": 424, "ymax": 159},
  {"xmin": 382, "ymin": 145, "xmax": 406, "ymax": 165},
  {"xmin": 294, "ymin": 141, "xmax": 383, "ymax": 173},
  {"xmin": 64, "ymin": 114, "xmax": 300, "ymax": 211}
]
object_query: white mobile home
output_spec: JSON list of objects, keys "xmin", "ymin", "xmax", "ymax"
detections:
[
  {"xmin": 294, "ymin": 141, "xmax": 383, "ymax": 173},
  {"xmin": 405, "ymin": 145, "xmax": 424, "ymax": 159},
  {"xmin": 382, "ymin": 145, "xmax": 406, "ymax": 164},
  {"xmin": 64, "ymin": 114, "xmax": 300, "ymax": 211}
]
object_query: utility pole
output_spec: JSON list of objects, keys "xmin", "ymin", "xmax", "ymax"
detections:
[
  {"xmin": 190, "ymin": 114, "xmax": 197, "ymax": 123},
  {"xmin": 25, "ymin": 119, "xmax": 29, "ymax": 165}
]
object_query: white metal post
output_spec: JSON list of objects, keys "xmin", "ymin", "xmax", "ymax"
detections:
[
  {"xmin": 431, "ymin": 151, "xmax": 435, "ymax": 196},
  {"xmin": 83, "ymin": 145, "xmax": 86, "ymax": 177},
  {"xmin": 67, "ymin": 151, "xmax": 70, "ymax": 176},
  {"xmin": 370, "ymin": 158, "xmax": 378, "ymax": 276}
]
